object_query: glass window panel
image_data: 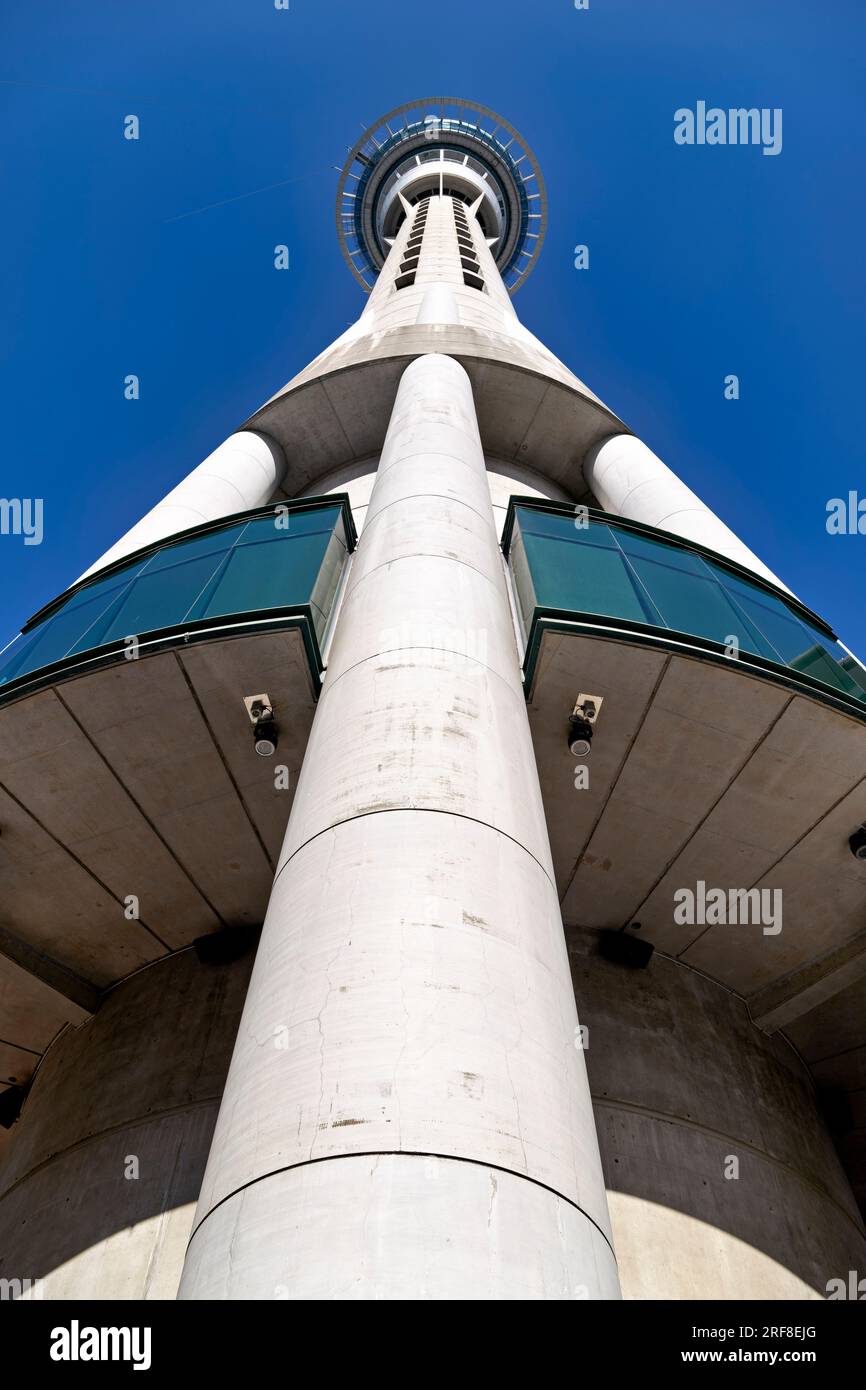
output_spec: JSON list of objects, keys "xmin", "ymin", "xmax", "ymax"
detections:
[
  {"xmin": 785, "ymin": 644, "xmax": 866, "ymax": 700},
  {"xmin": 507, "ymin": 507, "xmax": 866, "ymax": 710},
  {"xmin": 0, "ymin": 579, "xmax": 134, "ymax": 681},
  {"xmin": 310, "ymin": 602, "xmax": 330, "ymax": 641},
  {"xmin": 780, "ymin": 623, "xmax": 855, "ymax": 676},
  {"xmin": 508, "ymin": 526, "xmax": 538, "ymax": 640},
  {"xmin": 521, "ymin": 530, "xmax": 657, "ymax": 625},
  {"xmin": 0, "ymin": 631, "xmax": 42, "ymax": 685},
  {"xmin": 309, "ymin": 532, "xmax": 349, "ymax": 637},
  {"xmin": 719, "ymin": 578, "xmax": 822, "ymax": 667},
  {"xmin": 838, "ymin": 654, "xmax": 866, "ymax": 701},
  {"xmin": 196, "ymin": 532, "xmax": 335, "ymax": 619},
  {"xmin": 45, "ymin": 568, "xmax": 138, "ymax": 619},
  {"xmin": 141, "ymin": 525, "xmax": 244, "ymax": 572},
  {"xmin": 613, "ymin": 534, "xmax": 775, "ymax": 656},
  {"xmin": 624, "ymin": 555, "xmax": 754, "ymax": 648},
  {"xmin": 515, "ymin": 506, "xmax": 620, "ymax": 547},
  {"xmin": 236, "ymin": 506, "xmax": 342, "ymax": 544},
  {"xmin": 759, "ymin": 620, "xmax": 866, "ymax": 703},
  {"xmin": 84, "ymin": 553, "xmax": 225, "ymax": 646},
  {"xmin": 0, "ymin": 505, "xmax": 349, "ymax": 692},
  {"xmin": 615, "ymin": 527, "xmax": 712, "ymax": 575},
  {"xmin": 63, "ymin": 553, "xmax": 153, "ymax": 591},
  {"xmin": 3, "ymin": 564, "xmax": 151, "ymax": 681}
]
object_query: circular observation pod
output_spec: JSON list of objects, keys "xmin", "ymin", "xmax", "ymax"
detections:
[{"xmin": 336, "ymin": 97, "xmax": 547, "ymax": 294}]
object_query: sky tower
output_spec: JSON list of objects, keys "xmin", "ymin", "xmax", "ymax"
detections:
[{"xmin": 1, "ymin": 98, "xmax": 865, "ymax": 1302}]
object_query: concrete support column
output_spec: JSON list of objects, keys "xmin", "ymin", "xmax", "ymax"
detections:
[
  {"xmin": 178, "ymin": 354, "xmax": 620, "ymax": 1300},
  {"xmin": 415, "ymin": 284, "xmax": 459, "ymax": 324},
  {"xmin": 585, "ymin": 433, "xmax": 790, "ymax": 593},
  {"xmin": 80, "ymin": 430, "xmax": 286, "ymax": 580}
]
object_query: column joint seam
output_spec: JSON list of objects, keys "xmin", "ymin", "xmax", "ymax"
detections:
[
  {"xmin": 185, "ymin": 1149, "xmax": 618, "ymax": 1261},
  {"xmin": 273, "ymin": 805, "xmax": 557, "ymax": 896},
  {"xmin": 321, "ymin": 643, "xmax": 520, "ymax": 702},
  {"xmin": 361, "ymin": 490, "xmax": 492, "ymax": 530},
  {"xmin": 340, "ymin": 547, "xmax": 505, "ymax": 605}
]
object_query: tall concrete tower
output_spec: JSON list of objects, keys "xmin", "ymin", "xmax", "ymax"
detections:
[{"xmin": 1, "ymin": 99, "xmax": 865, "ymax": 1302}]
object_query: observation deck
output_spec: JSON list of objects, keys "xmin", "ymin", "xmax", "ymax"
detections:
[{"xmin": 336, "ymin": 97, "xmax": 547, "ymax": 293}]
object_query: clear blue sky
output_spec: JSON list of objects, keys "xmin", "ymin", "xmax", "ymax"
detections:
[{"xmin": 2, "ymin": 1, "xmax": 865, "ymax": 657}]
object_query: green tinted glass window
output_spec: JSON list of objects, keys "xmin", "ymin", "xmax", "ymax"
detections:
[
  {"xmin": 721, "ymin": 577, "xmax": 818, "ymax": 665},
  {"xmin": 237, "ymin": 508, "xmax": 342, "ymax": 542},
  {"xmin": 518, "ymin": 517, "xmax": 660, "ymax": 625},
  {"xmin": 519, "ymin": 508, "xmax": 619, "ymax": 545},
  {"xmin": 198, "ymin": 511, "xmax": 343, "ymax": 619},
  {"xmin": 2, "ymin": 579, "xmax": 134, "ymax": 679},
  {"xmin": 508, "ymin": 505, "xmax": 866, "ymax": 710},
  {"xmin": 141, "ymin": 524, "xmax": 246, "ymax": 571},
  {"xmin": 89, "ymin": 554, "xmax": 228, "ymax": 646},
  {"xmin": 0, "ymin": 503, "xmax": 348, "ymax": 692},
  {"xmin": 615, "ymin": 537, "xmax": 771, "ymax": 656}
]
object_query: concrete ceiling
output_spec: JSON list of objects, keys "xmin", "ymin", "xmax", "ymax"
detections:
[
  {"xmin": 0, "ymin": 631, "xmax": 316, "ymax": 1093},
  {"xmin": 243, "ymin": 327, "xmax": 625, "ymax": 503},
  {"xmin": 529, "ymin": 627, "xmax": 866, "ymax": 1213}
]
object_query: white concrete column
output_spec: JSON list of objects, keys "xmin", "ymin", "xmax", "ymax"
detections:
[
  {"xmin": 585, "ymin": 433, "xmax": 791, "ymax": 593},
  {"xmin": 178, "ymin": 354, "xmax": 620, "ymax": 1300},
  {"xmin": 79, "ymin": 431, "xmax": 286, "ymax": 579},
  {"xmin": 415, "ymin": 283, "xmax": 459, "ymax": 324}
]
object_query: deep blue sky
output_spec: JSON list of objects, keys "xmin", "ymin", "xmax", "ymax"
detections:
[{"xmin": 2, "ymin": 1, "xmax": 865, "ymax": 657}]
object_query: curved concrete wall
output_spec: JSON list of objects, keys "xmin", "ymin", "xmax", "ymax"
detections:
[
  {"xmin": 302, "ymin": 453, "xmax": 571, "ymax": 541},
  {"xmin": 299, "ymin": 458, "xmax": 380, "ymax": 536},
  {"xmin": 485, "ymin": 457, "xmax": 572, "ymax": 539},
  {"xmin": 566, "ymin": 926, "xmax": 866, "ymax": 1300},
  {"xmin": 0, "ymin": 949, "xmax": 252, "ymax": 1299}
]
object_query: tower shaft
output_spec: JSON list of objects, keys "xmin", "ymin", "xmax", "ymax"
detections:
[
  {"xmin": 178, "ymin": 352, "xmax": 619, "ymax": 1298},
  {"xmin": 4, "ymin": 98, "xmax": 865, "ymax": 1307}
]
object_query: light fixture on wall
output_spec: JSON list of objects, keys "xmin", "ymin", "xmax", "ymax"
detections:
[
  {"xmin": 244, "ymin": 693, "xmax": 279, "ymax": 757},
  {"xmin": 567, "ymin": 693, "xmax": 603, "ymax": 758},
  {"xmin": 848, "ymin": 824, "xmax": 866, "ymax": 860}
]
